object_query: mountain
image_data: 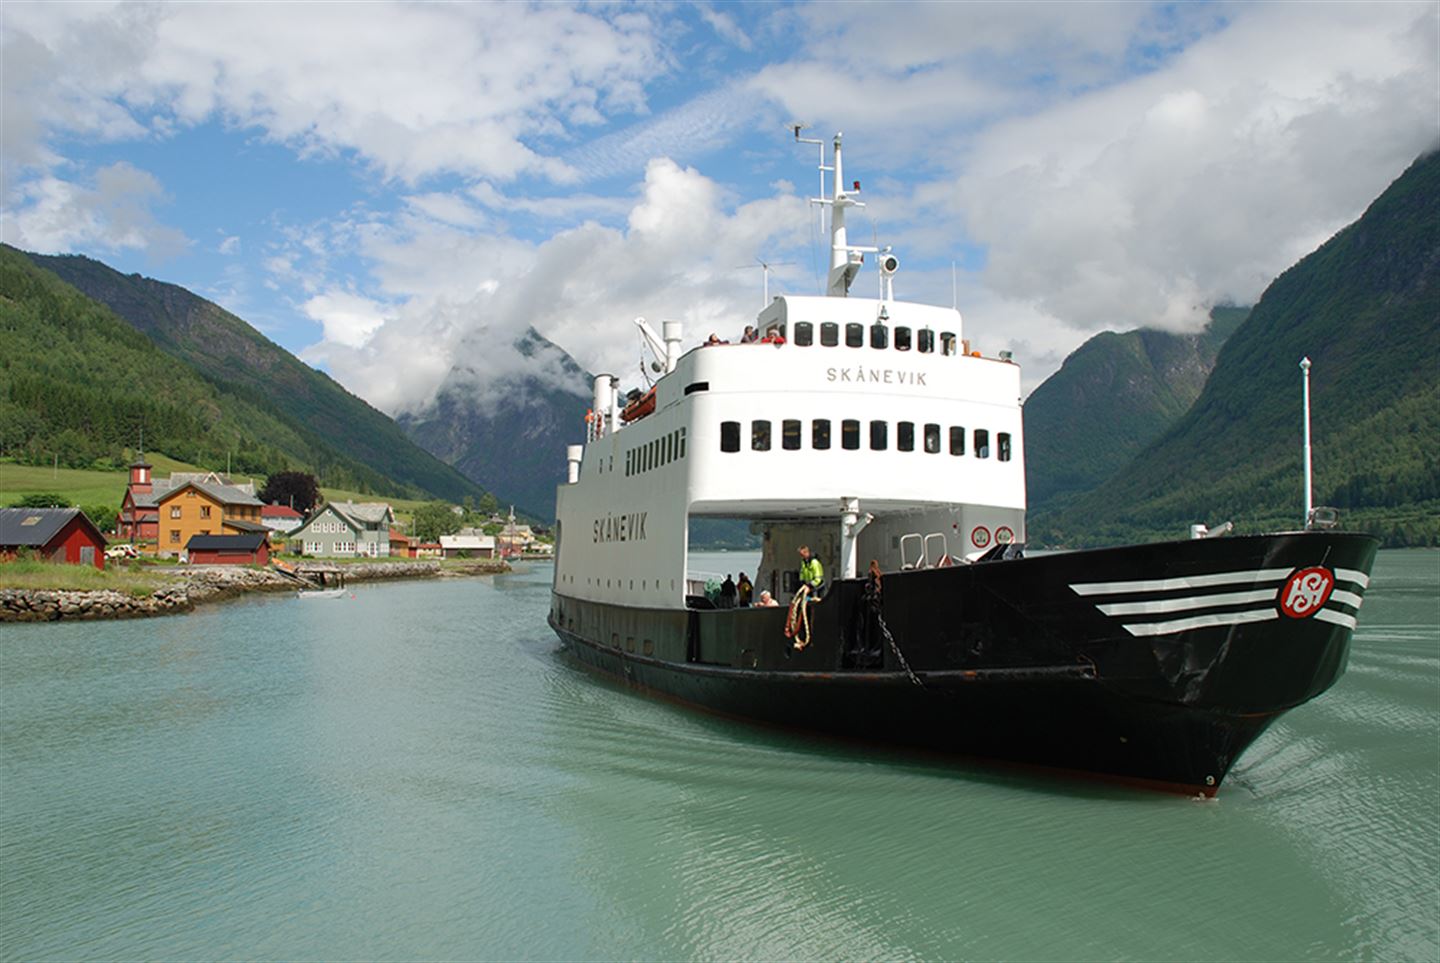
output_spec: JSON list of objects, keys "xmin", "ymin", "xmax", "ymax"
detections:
[
  {"xmin": 398, "ymin": 327, "xmax": 591, "ymax": 518},
  {"xmin": 19, "ymin": 247, "xmax": 487, "ymax": 503},
  {"xmin": 1030, "ymin": 150, "xmax": 1440, "ymax": 548},
  {"xmin": 1023, "ymin": 306, "xmax": 1248, "ymax": 513},
  {"xmin": 1, "ymin": 247, "xmax": 314, "ymax": 478}
]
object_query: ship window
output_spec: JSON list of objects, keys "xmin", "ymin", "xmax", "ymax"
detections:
[
  {"xmin": 626, "ymin": 637, "xmax": 635, "ymax": 653},
  {"xmin": 898, "ymin": 421, "xmax": 915, "ymax": 451},
  {"xmin": 842, "ymin": 419, "xmax": 860, "ymax": 450},
  {"xmin": 998, "ymin": 432, "xmax": 1012, "ymax": 462},
  {"xmin": 812, "ymin": 419, "xmax": 831, "ymax": 450},
  {"xmin": 721, "ymin": 421, "xmax": 741, "ymax": 452},
  {"xmin": 870, "ymin": 324, "xmax": 888, "ymax": 349},
  {"xmin": 752, "ymin": 420, "xmax": 771, "ymax": 451},
  {"xmin": 679, "ymin": 427, "xmax": 687, "ymax": 459},
  {"xmin": 925, "ymin": 423, "xmax": 941, "ymax": 453},
  {"xmin": 870, "ymin": 420, "xmax": 888, "ymax": 450},
  {"xmin": 794, "ymin": 322, "xmax": 814, "ymax": 347},
  {"xmin": 917, "ymin": 328, "xmax": 934, "ymax": 353},
  {"xmin": 895, "ymin": 326, "xmax": 912, "ymax": 351},
  {"xmin": 845, "ymin": 323, "xmax": 864, "ymax": 347},
  {"xmin": 664, "ymin": 434, "xmax": 672, "ymax": 464},
  {"xmin": 782, "ymin": 420, "xmax": 802, "ymax": 450},
  {"xmin": 611, "ymin": 633, "xmax": 619, "ymax": 647},
  {"xmin": 643, "ymin": 639, "xmax": 654, "ymax": 656},
  {"xmin": 626, "ymin": 450, "xmax": 633, "ymax": 475},
  {"xmin": 941, "ymin": 332, "xmax": 957, "ymax": 356},
  {"xmin": 950, "ymin": 426, "xmax": 966, "ymax": 455},
  {"xmin": 820, "ymin": 322, "xmax": 839, "ymax": 347},
  {"xmin": 975, "ymin": 429, "xmax": 990, "ymax": 459}
]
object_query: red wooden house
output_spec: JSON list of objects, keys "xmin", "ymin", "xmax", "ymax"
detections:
[
  {"xmin": 185, "ymin": 533, "xmax": 270, "ymax": 566},
  {"xmin": 0, "ymin": 508, "xmax": 108, "ymax": 569}
]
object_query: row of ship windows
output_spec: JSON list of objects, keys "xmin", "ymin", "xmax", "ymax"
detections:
[
  {"xmin": 721, "ymin": 420, "xmax": 1012, "ymax": 459},
  {"xmin": 789, "ymin": 322, "xmax": 960, "ymax": 354},
  {"xmin": 623, "ymin": 427, "xmax": 689, "ymax": 477}
]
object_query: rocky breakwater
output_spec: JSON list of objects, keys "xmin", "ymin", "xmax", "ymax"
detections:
[
  {"xmin": 1, "ymin": 567, "xmax": 294, "ymax": 623},
  {"xmin": 1, "ymin": 584, "xmax": 192, "ymax": 622}
]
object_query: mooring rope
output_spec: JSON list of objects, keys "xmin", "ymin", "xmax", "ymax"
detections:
[{"xmin": 784, "ymin": 583, "xmax": 813, "ymax": 650}]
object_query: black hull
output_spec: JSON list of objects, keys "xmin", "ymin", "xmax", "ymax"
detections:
[{"xmin": 549, "ymin": 532, "xmax": 1378, "ymax": 795}]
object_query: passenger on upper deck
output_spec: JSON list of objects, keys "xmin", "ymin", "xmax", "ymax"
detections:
[{"xmin": 741, "ymin": 325, "xmax": 758, "ymax": 344}]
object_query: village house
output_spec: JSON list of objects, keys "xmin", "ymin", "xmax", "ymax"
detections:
[
  {"xmin": 118, "ymin": 462, "xmax": 265, "ymax": 557},
  {"xmin": 185, "ymin": 532, "xmax": 270, "ymax": 566},
  {"xmin": 1, "ymin": 507, "xmax": 108, "ymax": 569},
  {"xmin": 438, "ymin": 531, "xmax": 496, "ymax": 559},
  {"xmin": 388, "ymin": 528, "xmax": 411, "ymax": 558},
  {"xmin": 290, "ymin": 501, "xmax": 394, "ymax": 557},
  {"xmin": 261, "ymin": 504, "xmax": 304, "ymax": 534}
]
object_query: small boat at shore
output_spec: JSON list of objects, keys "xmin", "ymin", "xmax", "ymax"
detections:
[{"xmin": 297, "ymin": 587, "xmax": 350, "ymax": 600}]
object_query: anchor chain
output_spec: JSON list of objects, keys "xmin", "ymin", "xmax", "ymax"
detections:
[{"xmin": 869, "ymin": 594, "xmax": 923, "ymax": 687}]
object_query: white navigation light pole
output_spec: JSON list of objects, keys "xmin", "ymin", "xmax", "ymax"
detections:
[{"xmin": 1300, "ymin": 356, "xmax": 1313, "ymax": 528}]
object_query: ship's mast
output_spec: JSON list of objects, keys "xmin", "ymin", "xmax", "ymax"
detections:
[{"xmin": 794, "ymin": 128, "xmax": 877, "ymax": 297}]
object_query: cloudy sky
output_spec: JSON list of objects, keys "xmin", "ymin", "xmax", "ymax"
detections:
[{"xmin": 4, "ymin": 1, "xmax": 1436, "ymax": 411}]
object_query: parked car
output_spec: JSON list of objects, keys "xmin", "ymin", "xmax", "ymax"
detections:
[{"xmin": 105, "ymin": 543, "xmax": 139, "ymax": 560}]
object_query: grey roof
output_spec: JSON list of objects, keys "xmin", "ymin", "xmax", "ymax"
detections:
[
  {"xmin": 221, "ymin": 518, "xmax": 271, "ymax": 534},
  {"xmin": 0, "ymin": 508, "xmax": 104, "ymax": 547},
  {"xmin": 186, "ymin": 533, "xmax": 268, "ymax": 552},
  {"xmin": 131, "ymin": 473, "xmax": 262, "ymax": 509},
  {"xmin": 330, "ymin": 501, "xmax": 394, "ymax": 526}
]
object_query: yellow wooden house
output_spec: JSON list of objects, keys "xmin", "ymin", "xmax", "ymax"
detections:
[{"xmin": 156, "ymin": 480, "xmax": 264, "ymax": 557}]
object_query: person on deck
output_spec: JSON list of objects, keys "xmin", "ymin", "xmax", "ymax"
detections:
[
  {"xmin": 741, "ymin": 325, "xmax": 758, "ymax": 343},
  {"xmin": 757, "ymin": 590, "xmax": 779, "ymax": 607},
  {"xmin": 719, "ymin": 574, "xmax": 738, "ymax": 608},
  {"xmin": 736, "ymin": 572, "xmax": 753, "ymax": 607},
  {"xmin": 798, "ymin": 545, "xmax": 824, "ymax": 600}
]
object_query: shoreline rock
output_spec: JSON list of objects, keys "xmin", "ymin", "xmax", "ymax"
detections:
[{"xmin": 0, "ymin": 559, "xmax": 512, "ymax": 623}]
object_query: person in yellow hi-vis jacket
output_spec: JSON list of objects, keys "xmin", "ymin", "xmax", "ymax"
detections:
[{"xmin": 786, "ymin": 545, "xmax": 826, "ymax": 650}]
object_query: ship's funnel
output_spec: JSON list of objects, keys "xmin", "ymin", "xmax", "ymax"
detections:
[
  {"xmin": 662, "ymin": 321, "xmax": 683, "ymax": 372},
  {"xmin": 592, "ymin": 375, "xmax": 613, "ymax": 439},
  {"xmin": 566, "ymin": 445, "xmax": 583, "ymax": 484}
]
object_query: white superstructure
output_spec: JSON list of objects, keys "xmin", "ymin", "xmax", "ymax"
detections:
[{"xmin": 554, "ymin": 134, "xmax": 1026, "ymax": 611}]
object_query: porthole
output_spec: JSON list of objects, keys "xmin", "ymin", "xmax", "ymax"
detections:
[
  {"xmin": 845, "ymin": 323, "xmax": 864, "ymax": 347},
  {"xmin": 752, "ymin": 420, "xmax": 772, "ymax": 451},
  {"xmin": 917, "ymin": 328, "xmax": 935, "ymax": 353},
  {"xmin": 974, "ymin": 429, "xmax": 990, "ymax": 459},
  {"xmin": 998, "ymin": 432, "xmax": 1012, "ymax": 462},
  {"xmin": 898, "ymin": 421, "xmax": 915, "ymax": 452},
  {"xmin": 895, "ymin": 326, "xmax": 912, "ymax": 351},
  {"xmin": 721, "ymin": 421, "xmax": 741, "ymax": 452},
  {"xmin": 924, "ymin": 423, "xmax": 941, "ymax": 453},
  {"xmin": 842, "ymin": 419, "xmax": 861, "ymax": 450},
  {"xmin": 870, "ymin": 420, "xmax": 888, "ymax": 451},
  {"xmin": 812, "ymin": 419, "xmax": 831, "ymax": 450},
  {"xmin": 782, "ymin": 419, "xmax": 802, "ymax": 450},
  {"xmin": 820, "ymin": 322, "xmax": 839, "ymax": 347},
  {"xmin": 950, "ymin": 426, "xmax": 966, "ymax": 456},
  {"xmin": 870, "ymin": 324, "xmax": 888, "ymax": 349},
  {"xmin": 794, "ymin": 322, "xmax": 814, "ymax": 347}
]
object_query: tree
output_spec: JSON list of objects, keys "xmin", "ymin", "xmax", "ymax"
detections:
[
  {"xmin": 412, "ymin": 501, "xmax": 463, "ymax": 542},
  {"xmin": 83, "ymin": 504, "xmax": 119, "ymax": 534},
  {"xmin": 259, "ymin": 471, "xmax": 320, "ymax": 512},
  {"xmin": 16, "ymin": 492, "xmax": 66, "ymax": 507}
]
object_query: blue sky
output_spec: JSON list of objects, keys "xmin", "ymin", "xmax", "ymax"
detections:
[{"xmin": 4, "ymin": 1, "xmax": 1436, "ymax": 411}]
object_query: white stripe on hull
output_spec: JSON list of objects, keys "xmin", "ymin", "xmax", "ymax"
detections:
[{"xmin": 1073, "ymin": 564, "xmax": 1369, "ymax": 638}]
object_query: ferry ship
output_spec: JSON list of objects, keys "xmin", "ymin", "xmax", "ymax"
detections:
[{"xmin": 548, "ymin": 133, "xmax": 1378, "ymax": 796}]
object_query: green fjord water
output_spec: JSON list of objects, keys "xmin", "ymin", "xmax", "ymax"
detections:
[{"xmin": 2, "ymin": 551, "xmax": 1436, "ymax": 961}]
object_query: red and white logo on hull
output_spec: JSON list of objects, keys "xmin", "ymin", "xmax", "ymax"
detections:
[{"xmin": 1278, "ymin": 567, "xmax": 1335, "ymax": 618}]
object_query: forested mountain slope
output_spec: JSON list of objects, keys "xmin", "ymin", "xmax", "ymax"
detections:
[
  {"xmin": 20, "ymin": 247, "xmax": 487, "ymax": 503},
  {"xmin": 1030, "ymin": 150, "xmax": 1439, "ymax": 547},
  {"xmin": 1, "ymin": 247, "xmax": 310, "ymax": 479},
  {"xmin": 1023, "ymin": 307, "xmax": 1248, "ymax": 513}
]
